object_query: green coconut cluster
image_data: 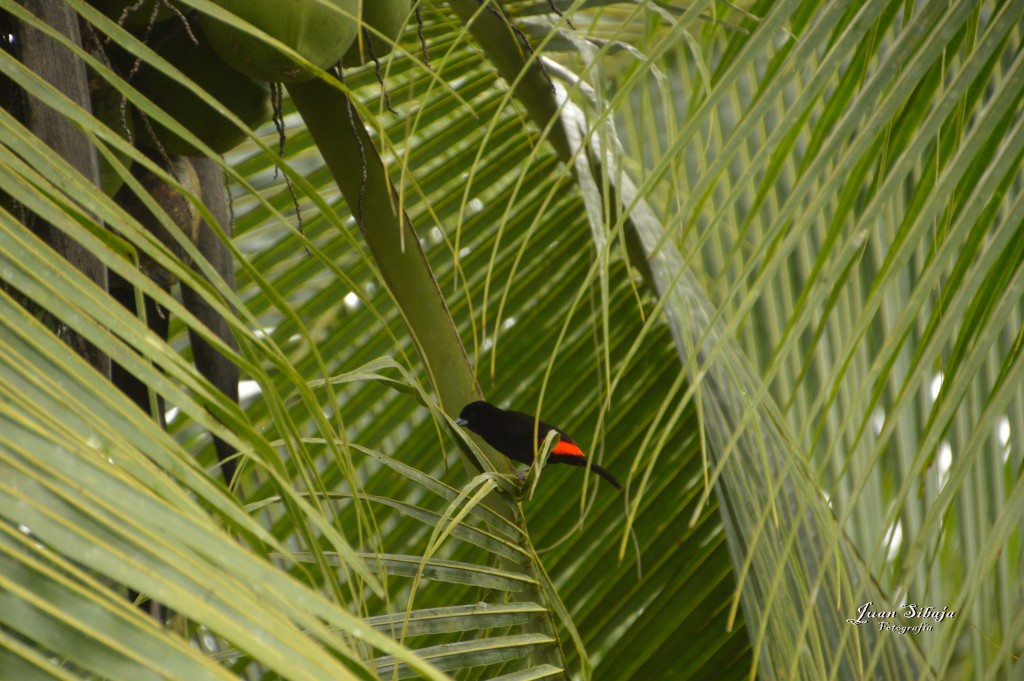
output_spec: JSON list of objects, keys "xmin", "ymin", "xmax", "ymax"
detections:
[
  {"xmin": 344, "ymin": 0, "xmax": 412, "ymax": 67},
  {"xmin": 127, "ymin": 20, "xmax": 272, "ymax": 156},
  {"xmin": 200, "ymin": 0, "xmax": 412, "ymax": 80},
  {"xmin": 200, "ymin": 0, "xmax": 360, "ymax": 83},
  {"xmin": 84, "ymin": 0, "xmax": 414, "ymax": 173}
]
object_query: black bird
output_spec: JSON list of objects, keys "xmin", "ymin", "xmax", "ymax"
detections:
[{"xmin": 455, "ymin": 401, "xmax": 622, "ymax": 490}]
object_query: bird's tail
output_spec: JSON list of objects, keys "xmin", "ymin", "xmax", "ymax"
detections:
[{"xmin": 588, "ymin": 462, "xmax": 622, "ymax": 490}]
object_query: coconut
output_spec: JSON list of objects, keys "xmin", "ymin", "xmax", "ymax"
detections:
[
  {"xmin": 200, "ymin": 0, "xmax": 359, "ymax": 83},
  {"xmin": 342, "ymin": 0, "xmax": 411, "ymax": 67},
  {"xmin": 130, "ymin": 21, "xmax": 271, "ymax": 156}
]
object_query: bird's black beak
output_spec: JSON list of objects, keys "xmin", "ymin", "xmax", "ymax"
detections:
[{"xmin": 455, "ymin": 417, "xmax": 468, "ymax": 427}]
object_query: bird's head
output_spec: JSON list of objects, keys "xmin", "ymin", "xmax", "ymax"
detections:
[{"xmin": 455, "ymin": 400, "xmax": 500, "ymax": 431}]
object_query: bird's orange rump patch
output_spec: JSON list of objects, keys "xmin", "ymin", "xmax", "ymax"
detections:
[{"xmin": 548, "ymin": 440, "xmax": 585, "ymax": 458}]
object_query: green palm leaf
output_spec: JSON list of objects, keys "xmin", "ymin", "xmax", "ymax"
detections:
[{"xmin": 2, "ymin": 0, "xmax": 1021, "ymax": 679}]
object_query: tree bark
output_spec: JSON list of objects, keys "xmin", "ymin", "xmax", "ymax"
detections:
[
  {"xmin": 183, "ymin": 157, "xmax": 240, "ymax": 487},
  {"xmin": 16, "ymin": 0, "xmax": 109, "ymax": 377}
]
